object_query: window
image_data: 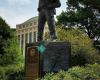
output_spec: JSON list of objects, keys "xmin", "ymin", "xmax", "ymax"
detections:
[
  {"xmin": 18, "ymin": 35, "xmax": 20, "ymax": 45},
  {"xmin": 34, "ymin": 22, "xmax": 37, "ymax": 25},
  {"xmin": 30, "ymin": 23, "xmax": 32, "ymax": 26},
  {"xmin": 27, "ymin": 24, "xmax": 29, "ymax": 27},
  {"xmin": 25, "ymin": 33, "xmax": 28, "ymax": 43},
  {"xmin": 26, "ymin": 24, "xmax": 28, "ymax": 27},
  {"xmin": 21, "ymin": 34, "xmax": 24, "ymax": 49},
  {"xmin": 23, "ymin": 25, "xmax": 25, "ymax": 28},
  {"xmin": 33, "ymin": 31, "xmax": 36, "ymax": 42},
  {"xmin": 18, "ymin": 26, "xmax": 21, "ymax": 29},
  {"xmin": 29, "ymin": 32, "xmax": 32, "ymax": 43}
]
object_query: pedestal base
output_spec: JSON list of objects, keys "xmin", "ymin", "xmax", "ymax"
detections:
[{"xmin": 25, "ymin": 42, "xmax": 71, "ymax": 80}]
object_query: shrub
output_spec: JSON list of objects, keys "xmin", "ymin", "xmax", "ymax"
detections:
[
  {"xmin": 42, "ymin": 73, "xmax": 54, "ymax": 80},
  {"xmin": 0, "ymin": 63, "xmax": 24, "ymax": 80},
  {"xmin": 42, "ymin": 63, "xmax": 100, "ymax": 80},
  {"xmin": 42, "ymin": 71, "xmax": 80, "ymax": 80},
  {"xmin": 86, "ymin": 63, "xmax": 100, "ymax": 77},
  {"xmin": 0, "ymin": 38, "xmax": 23, "ymax": 65},
  {"xmin": 45, "ymin": 28, "xmax": 100, "ymax": 66},
  {"xmin": 68, "ymin": 66, "xmax": 98, "ymax": 80}
]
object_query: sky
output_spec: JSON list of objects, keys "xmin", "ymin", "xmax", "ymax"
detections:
[{"xmin": 0, "ymin": 0, "xmax": 66, "ymax": 28}]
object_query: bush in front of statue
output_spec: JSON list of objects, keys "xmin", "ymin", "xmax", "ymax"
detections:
[
  {"xmin": 0, "ymin": 38, "xmax": 24, "ymax": 80},
  {"xmin": 0, "ymin": 63, "xmax": 24, "ymax": 80},
  {"xmin": 57, "ymin": 28, "xmax": 100, "ymax": 66},
  {"xmin": 0, "ymin": 38, "xmax": 23, "ymax": 65},
  {"xmin": 0, "ymin": 17, "xmax": 24, "ymax": 80},
  {"xmin": 42, "ymin": 63, "xmax": 100, "ymax": 80},
  {"xmin": 45, "ymin": 27, "xmax": 100, "ymax": 66}
]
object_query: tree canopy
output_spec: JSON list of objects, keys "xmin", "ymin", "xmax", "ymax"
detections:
[
  {"xmin": 0, "ymin": 17, "xmax": 14, "ymax": 39},
  {"xmin": 57, "ymin": 0, "xmax": 100, "ymax": 42},
  {"xmin": 0, "ymin": 17, "xmax": 23, "ymax": 65}
]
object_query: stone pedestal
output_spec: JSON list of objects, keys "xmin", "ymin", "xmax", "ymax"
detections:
[
  {"xmin": 25, "ymin": 42, "xmax": 71, "ymax": 80},
  {"xmin": 42, "ymin": 42, "xmax": 71, "ymax": 73}
]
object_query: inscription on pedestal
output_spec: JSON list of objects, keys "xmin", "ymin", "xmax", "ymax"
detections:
[
  {"xmin": 43, "ymin": 42, "xmax": 71, "ymax": 72},
  {"xmin": 25, "ymin": 43, "xmax": 40, "ymax": 80}
]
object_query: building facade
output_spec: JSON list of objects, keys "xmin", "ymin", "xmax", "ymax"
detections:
[{"xmin": 16, "ymin": 16, "xmax": 48, "ymax": 55}]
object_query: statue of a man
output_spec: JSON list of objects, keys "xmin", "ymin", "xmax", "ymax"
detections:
[{"xmin": 37, "ymin": 0, "xmax": 61, "ymax": 41}]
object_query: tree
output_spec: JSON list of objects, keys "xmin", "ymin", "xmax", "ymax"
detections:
[
  {"xmin": 0, "ymin": 17, "xmax": 23, "ymax": 65},
  {"xmin": 0, "ymin": 17, "xmax": 14, "ymax": 55},
  {"xmin": 0, "ymin": 17, "xmax": 14, "ymax": 39},
  {"xmin": 0, "ymin": 38, "xmax": 23, "ymax": 65},
  {"xmin": 57, "ymin": 0, "xmax": 100, "ymax": 42}
]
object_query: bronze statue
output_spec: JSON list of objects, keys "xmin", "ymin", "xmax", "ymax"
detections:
[{"xmin": 37, "ymin": 0, "xmax": 61, "ymax": 41}]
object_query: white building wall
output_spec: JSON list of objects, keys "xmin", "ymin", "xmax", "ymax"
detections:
[{"xmin": 16, "ymin": 19, "xmax": 48, "ymax": 55}]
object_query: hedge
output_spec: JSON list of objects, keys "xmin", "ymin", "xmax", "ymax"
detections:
[
  {"xmin": 0, "ymin": 63, "xmax": 24, "ymax": 80},
  {"xmin": 42, "ymin": 63, "xmax": 100, "ymax": 80}
]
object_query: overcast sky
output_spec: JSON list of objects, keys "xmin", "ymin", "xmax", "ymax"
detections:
[{"xmin": 0, "ymin": 0, "xmax": 66, "ymax": 28}]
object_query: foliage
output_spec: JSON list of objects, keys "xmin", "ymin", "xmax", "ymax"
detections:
[
  {"xmin": 0, "ymin": 63, "xmax": 24, "ymax": 80},
  {"xmin": 42, "ymin": 63, "xmax": 100, "ymax": 80},
  {"xmin": 57, "ymin": 0, "xmax": 100, "ymax": 42},
  {"xmin": 45, "ymin": 28, "xmax": 100, "ymax": 66},
  {"xmin": 42, "ymin": 73, "xmax": 54, "ymax": 80},
  {"xmin": 0, "ymin": 38, "xmax": 23, "ymax": 65},
  {"xmin": 0, "ymin": 17, "xmax": 24, "ymax": 80},
  {"xmin": 0, "ymin": 17, "xmax": 23, "ymax": 65},
  {"xmin": 0, "ymin": 17, "xmax": 13, "ymax": 55},
  {"xmin": 0, "ymin": 17, "xmax": 14, "ymax": 39}
]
